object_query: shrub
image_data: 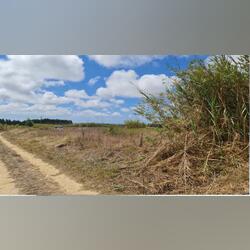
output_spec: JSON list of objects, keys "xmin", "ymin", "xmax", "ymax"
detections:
[
  {"xmin": 136, "ymin": 55, "xmax": 249, "ymax": 142},
  {"xmin": 0, "ymin": 124, "xmax": 7, "ymax": 131},
  {"xmin": 124, "ymin": 120, "xmax": 146, "ymax": 129},
  {"xmin": 107, "ymin": 126, "xmax": 122, "ymax": 135},
  {"xmin": 24, "ymin": 119, "xmax": 34, "ymax": 127}
]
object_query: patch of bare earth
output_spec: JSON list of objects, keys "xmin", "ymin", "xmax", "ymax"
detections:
[
  {"xmin": 0, "ymin": 159, "xmax": 19, "ymax": 195},
  {"xmin": 0, "ymin": 141, "xmax": 62, "ymax": 195}
]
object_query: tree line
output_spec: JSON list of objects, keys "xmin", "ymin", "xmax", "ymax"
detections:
[{"xmin": 0, "ymin": 118, "xmax": 73, "ymax": 126}]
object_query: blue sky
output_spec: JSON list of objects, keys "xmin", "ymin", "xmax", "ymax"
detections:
[{"xmin": 0, "ymin": 55, "xmax": 208, "ymax": 123}]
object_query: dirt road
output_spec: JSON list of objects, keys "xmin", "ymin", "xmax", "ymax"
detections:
[
  {"xmin": 0, "ymin": 159, "xmax": 19, "ymax": 195},
  {"xmin": 0, "ymin": 133, "xmax": 98, "ymax": 195}
]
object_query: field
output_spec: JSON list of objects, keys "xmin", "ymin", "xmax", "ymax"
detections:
[
  {"xmin": 1, "ymin": 125, "xmax": 248, "ymax": 195},
  {"xmin": 0, "ymin": 55, "xmax": 248, "ymax": 195}
]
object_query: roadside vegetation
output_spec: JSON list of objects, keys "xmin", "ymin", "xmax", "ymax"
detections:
[{"xmin": 134, "ymin": 55, "xmax": 249, "ymax": 194}]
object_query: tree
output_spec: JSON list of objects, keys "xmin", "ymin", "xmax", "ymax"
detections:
[{"xmin": 24, "ymin": 119, "xmax": 34, "ymax": 127}]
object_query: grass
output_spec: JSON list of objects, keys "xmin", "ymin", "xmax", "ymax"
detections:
[
  {"xmin": 131, "ymin": 55, "xmax": 249, "ymax": 194},
  {"xmin": 3, "ymin": 127, "xmax": 158, "ymax": 194},
  {"xmin": 3, "ymin": 126, "xmax": 248, "ymax": 194}
]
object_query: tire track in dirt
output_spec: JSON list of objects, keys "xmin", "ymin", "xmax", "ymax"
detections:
[
  {"xmin": 0, "ymin": 142, "xmax": 63, "ymax": 195},
  {"xmin": 0, "ymin": 134, "xmax": 98, "ymax": 195},
  {"xmin": 0, "ymin": 159, "xmax": 19, "ymax": 195}
]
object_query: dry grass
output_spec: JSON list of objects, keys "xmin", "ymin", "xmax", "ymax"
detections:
[
  {"xmin": 3, "ymin": 127, "xmax": 158, "ymax": 194},
  {"xmin": 3, "ymin": 127, "xmax": 248, "ymax": 195},
  {"xmin": 137, "ymin": 130, "xmax": 248, "ymax": 194}
]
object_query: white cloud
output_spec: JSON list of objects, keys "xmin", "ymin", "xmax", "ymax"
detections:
[
  {"xmin": 63, "ymin": 89, "xmax": 111, "ymax": 108},
  {"xmin": 44, "ymin": 80, "xmax": 65, "ymax": 87},
  {"xmin": 0, "ymin": 55, "xmax": 181, "ymax": 123},
  {"xmin": 0, "ymin": 102, "xmax": 71, "ymax": 119},
  {"xmin": 110, "ymin": 98, "xmax": 124, "ymax": 105},
  {"xmin": 88, "ymin": 55, "xmax": 164, "ymax": 68},
  {"xmin": 205, "ymin": 55, "xmax": 242, "ymax": 66},
  {"xmin": 225, "ymin": 55, "xmax": 242, "ymax": 64},
  {"xmin": 0, "ymin": 55, "xmax": 84, "ymax": 102},
  {"xmin": 64, "ymin": 89, "xmax": 89, "ymax": 99},
  {"xmin": 97, "ymin": 70, "xmax": 138, "ymax": 97},
  {"xmin": 88, "ymin": 76, "xmax": 101, "ymax": 86},
  {"xmin": 38, "ymin": 91, "xmax": 67, "ymax": 105},
  {"xmin": 76, "ymin": 99, "xmax": 111, "ymax": 109},
  {"xmin": 74, "ymin": 109, "xmax": 120, "ymax": 117},
  {"xmin": 96, "ymin": 70, "xmax": 176, "ymax": 98}
]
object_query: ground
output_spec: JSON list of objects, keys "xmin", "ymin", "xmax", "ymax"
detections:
[
  {"xmin": 0, "ymin": 132, "xmax": 97, "ymax": 195},
  {"xmin": 0, "ymin": 126, "xmax": 248, "ymax": 195}
]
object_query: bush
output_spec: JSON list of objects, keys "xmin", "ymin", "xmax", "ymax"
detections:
[
  {"xmin": 124, "ymin": 120, "xmax": 146, "ymax": 129},
  {"xmin": 107, "ymin": 126, "xmax": 123, "ymax": 135},
  {"xmin": 136, "ymin": 55, "xmax": 249, "ymax": 142},
  {"xmin": 24, "ymin": 119, "xmax": 34, "ymax": 127},
  {"xmin": 0, "ymin": 124, "xmax": 7, "ymax": 131}
]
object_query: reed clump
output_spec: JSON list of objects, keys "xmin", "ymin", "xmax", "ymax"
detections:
[{"xmin": 135, "ymin": 55, "xmax": 249, "ymax": 194}]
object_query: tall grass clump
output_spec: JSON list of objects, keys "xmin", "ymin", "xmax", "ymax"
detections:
[
  {"xmin": 136, "ymin": 55, "xmax": 249, "ymax": 142},
  {"xmin": 133, "ymin": 55, "xmax": 249, "ymax": 194}
]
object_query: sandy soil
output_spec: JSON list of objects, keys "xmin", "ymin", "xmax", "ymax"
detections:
[
  {"xmin": 0, "ymin": 159, "xmax": 19, "ymax": 195},
  {"xmin": 0, "ymin": 133, "xmax": 98, "ymax": 195}
]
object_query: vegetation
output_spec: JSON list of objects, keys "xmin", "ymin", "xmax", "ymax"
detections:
[
  {"xmin": 0, "ymin": 118, "xmax": 73, "ymax": 126},
  {"xmin": 0, "ymin": 123, "xmax": 8, "ymax": 131},
  {"xmin": 136, "ymin": 55, "xmax": 249, "ymax": 142},
  {"xmin": 124, "ymin": 120, "xmax": 146, "ymax": 129},
  {"xmin": 24, "ymin": 119, "xmax": 34, "ymax": 127},
  {"xmin": 77, "ymin": 122, "xmax": 123, "ymax": 128},
  {"xmin": 30, "ymin": 118, "xmax": 73, "ymax": 125},
  {"xmin": 133, "ymin": 55, "xmax": 249, "ymax": 194}
]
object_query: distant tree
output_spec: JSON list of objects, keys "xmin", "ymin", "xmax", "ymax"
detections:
[{"xmin": 24, "ymin": 119, "xmax": 34, "ymax": 127}]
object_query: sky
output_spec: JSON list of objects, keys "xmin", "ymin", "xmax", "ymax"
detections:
[{"xmin": 0, "ymin": 55, "xmax": 208, "ymax": 123}]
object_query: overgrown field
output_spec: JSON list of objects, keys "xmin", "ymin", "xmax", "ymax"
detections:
[{"xmin": 3, "ymin": 126, "xmax": 248, "ymax": 194}]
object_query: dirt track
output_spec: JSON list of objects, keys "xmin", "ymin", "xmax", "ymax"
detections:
[
  {"xmin": 0, "ymin": 133, "xmax": 98, "ymax": 195},
  {"xmin": 0, "ymin": 159, "xmax": 19, "ymax": 195}
]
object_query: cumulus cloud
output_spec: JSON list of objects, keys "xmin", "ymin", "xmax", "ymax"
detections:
[
  {"xmin": 44, "ymin": 80, "xmax": 65, "ymax": 87},
  {"xmin": 0, "ymin": 55, "xmax": 84, "ymax": 102},
  {"xmin": 77, "ymin": 99, "xmax": 111, "ymax": 109},
  {"xmin": 88, "ymin": 55, "xmax": 164, "ymax": 68},
  {"xmin": 96, "ymin": 70, "xmax": 176, "ymax": 98},
  {"xmin": 0, "ymin": 55, "xmax": 181, "ymax": 122},
  {"xmin": 63, "ymin": 89, "xmax": 111, "ymax": 109},
  {"xmin": 110, "ymin": 98, "xmax": 124, "ymax": 105},
  {"xmin": 64, "ymin": 89, "xmax": 89, "ymax": 99},
  {"xmin": 0, "ymin": 102, "xmax": 71, "ymax": 119}
]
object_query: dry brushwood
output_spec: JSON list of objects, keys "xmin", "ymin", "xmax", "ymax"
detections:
[
  {"xmin": 134, "ymin": 129, "xmax": 249, "ymax": 194},
  {"xmin": 178, "ymin": 134, "xmax": 192, "ymax": 191}
]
